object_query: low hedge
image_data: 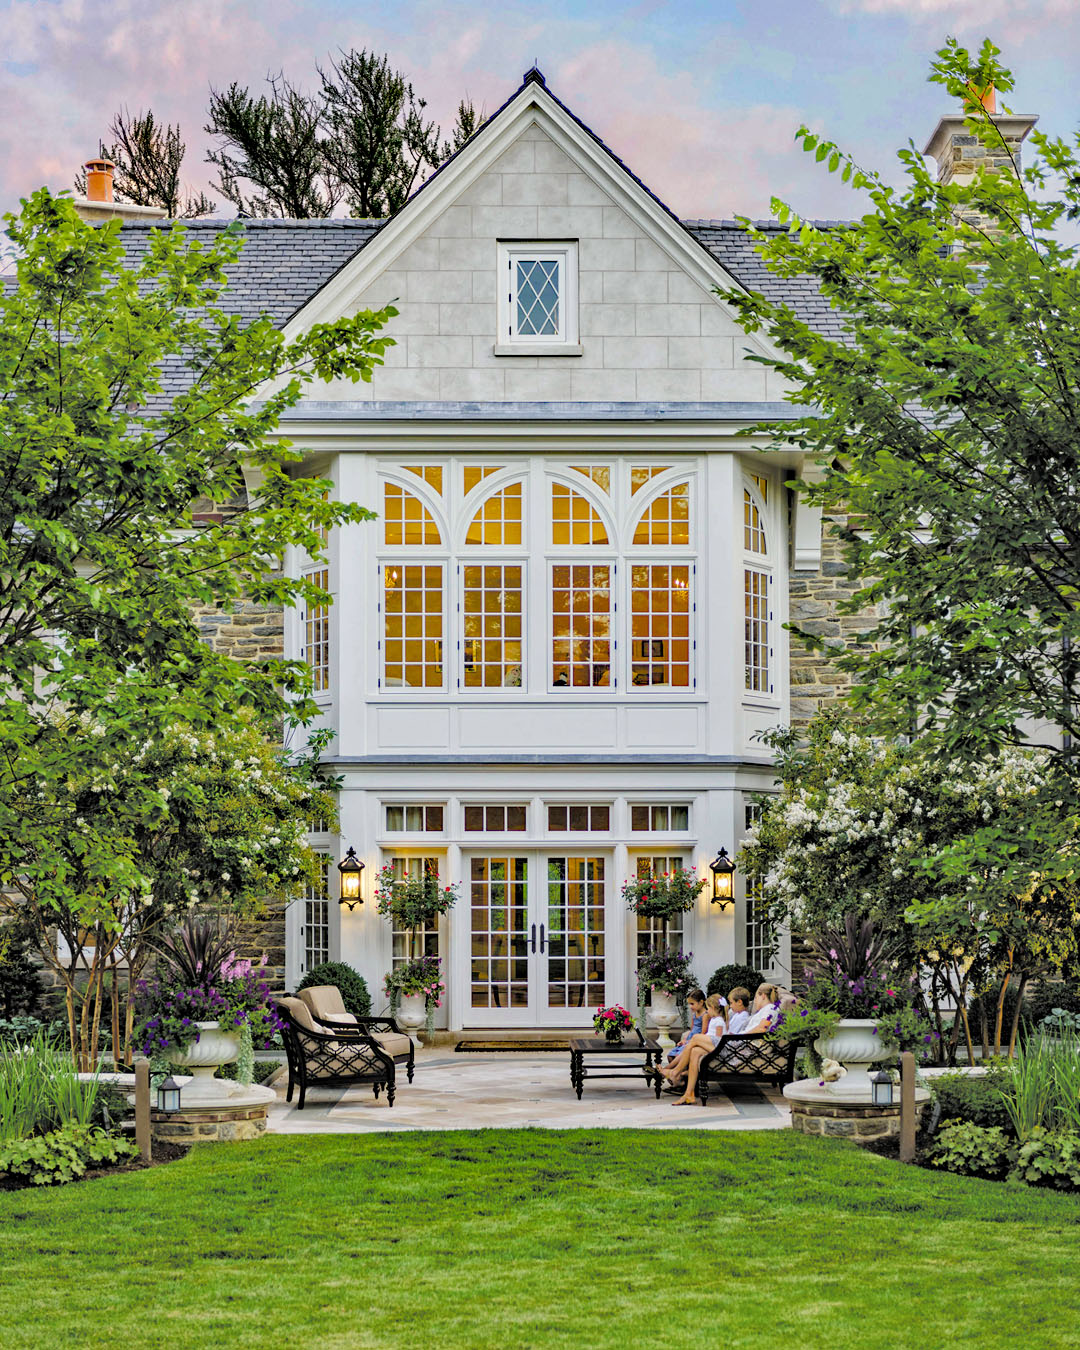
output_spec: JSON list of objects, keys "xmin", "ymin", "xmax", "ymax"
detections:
[
  {"xmin": 706, "ymin": 963, "xmax": 765, "ymax": 1001},
  {"xmin": 296, "ymin": 961, "xmax": 372, "ymax": 1019}
]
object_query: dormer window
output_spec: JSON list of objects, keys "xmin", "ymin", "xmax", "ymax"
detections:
[{"xmin": 495, "ymin": 242, "xmax": 580, "ymax": 355}]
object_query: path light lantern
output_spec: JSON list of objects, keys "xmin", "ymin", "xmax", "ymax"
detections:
[
  {"xmin": 709, "ymin": 848, "xmax": 736, "ymax": 908},
  {"xmin": 871, "ymin": 1069, "xmax": 895, "ymax": 1107},
  {"xmin": 157, "ymin": 1076, "xmax": 182, "ymax": 1113},
  {"xmin": 337, "ymin": 847, "xmax": 365, "ymax": 909}
]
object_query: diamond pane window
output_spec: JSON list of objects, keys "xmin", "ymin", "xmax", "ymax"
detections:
[
  {"xmin": 462, "ymin": 564, "xmax": 524, "ymax": 688},
  {"xmin": 517, "ymin": 259, "xmax": 560, "ymax": 336}
]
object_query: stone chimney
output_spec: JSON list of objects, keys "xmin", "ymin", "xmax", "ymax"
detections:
[
  {"xmin": 923, "ymin": 86, "xmax": 1038, "ymax": 187},
  {"xmin": 72, "ymin": 155, "xmax": 168, "ymax": 224}
]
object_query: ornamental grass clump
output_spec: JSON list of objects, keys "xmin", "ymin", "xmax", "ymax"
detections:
[{"xmin": 0, "ymin": 1031, "xmax": 103, "ymax": 1144}]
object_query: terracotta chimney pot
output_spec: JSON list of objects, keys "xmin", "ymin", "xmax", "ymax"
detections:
[
  {"xmin": 85, "ymin": 158, "xmax": 115, "ymax": 203},
  {"xmin": 964, "ymin": 81, "xmax": 996, "ymax": 115}
]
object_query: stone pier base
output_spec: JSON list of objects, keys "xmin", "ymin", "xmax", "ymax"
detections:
[
  {"xmin": 150, "ymin": 1084, "xmax": 276, "ymax": 1144},
  {"xmin": 784, "ymin": 1079, "xmax": 928, "ymax": 1145}
]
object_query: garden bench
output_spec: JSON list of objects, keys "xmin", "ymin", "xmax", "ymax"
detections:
[
  {"xmin": 694, "ymin": 1033, "xmax": 797, "ymax": 1105},
  {"xmin": 274, "ymin": 997, "xmax": 408, "ymax": 1110}
]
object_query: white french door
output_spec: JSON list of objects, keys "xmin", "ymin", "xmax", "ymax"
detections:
[{"xmin": 462, "ymin": 852, "xmax": 609, "ymax": 1027}]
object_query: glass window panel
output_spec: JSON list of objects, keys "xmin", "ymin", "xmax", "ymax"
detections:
[
  {"xmin": 462, "ymin": 564, "xmax": 524, "ymax": 688},
  {"xmin": 546, "ymin": 856, "xmax": 605, "ymax": 1012},
  {"xmin": 551, "ymin": 564, "xmax": 611, "ymax": 688},
  {"xmin": 745, "ymin": 567, "xmax": 770, "ymax": 693},
  {"xmin": 750, "ymin": 472, "xmax": 769, "ymax": 503},
  {"xmin": 548, "ymin": 805, "xmax": 568, "ymax": 831},
  {"xmin": 403, "ymin": 465, "xmax": 444, "ymax": 496},
  {"xmin": 303, "ymin": 855, "xmax": 331, "ymax": 973},
  {"xmin": 506, "ymin": 806, "xmax": 527, "ymax": 832},
  {"xmin": 744, "ymin": 801, "xmax": 776, "ymax": 970},
  {"xmin": 629, "ymin": 564, "xmax": 692, "ymax": 689},
  {"xmin": 385, "ymin": 806, "xmax": 404, "ymax": 831},
  {"xmin": 302, "ymin": 568, "xmax": 330, "ymax": 694},
  {"xmin": 470, "ymin": 856, "xmax": 529, "ymax": 1011},
  {"xmin": 383, "ymin": 482, "xmax": 441, "ymax": 546},
  {"xmin": 551, "ymin": 483, "xmax": 608, "ymax": 546},
  {"xmin": 630, "ymin": 805, "xmax": 650, "ymax": 832},
  {"xmin": 670, "ymin": 805, "xmax": 689, "ymax": 831},
  {"xmin": 465, "ymin": 482, "xmax": 524, "ymax": 547},
  {"xmin": 569, "ymin": 805, "xmax": 588, "ymax": 832},
  {"xmin": 569, "ymin": 465, "xmax": 610, "ymax": 494},
  {"xmin": 464, "ymin": 806, "xmax": 484, "ymax": 832},
  {"xmin": 517, "ymin": 259, "xmax": 560, "ymax": 336},
  {"xmin": 591, "ymin": 806, "xmax": 610, "ymax": 832},
  {"xmin": 384, "ymin": 566, "xmax": 443, "ymax": 688},
  {"xmin": 630, "ymin": 466, "xmax": 668, "ymax": 495},
  {"xmin": 632, "ymin": 482, "xmax": 690, "ymax": 546},
  {"xmin": 634, "ymin": 855, "xmax": 685, "ymax": 960},
  {"xmin": 464, "ymin": 465, "xmax": 503, "ymax": 495},
  {"xmin": 426, "ymin": 806, "xmax": 444, "ymax": 831},
  {"xmin": 389, "ymin": 856, "xmax": 440, "ymax": 966},
  {"xmin": 744, "ymin": 488, "xmax": 767, "ymax": 554}
]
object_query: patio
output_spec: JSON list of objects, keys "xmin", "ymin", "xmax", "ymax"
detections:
[{"xmin": 265, "ymin": 1046, "xmax": 792, "ymax": 1134}]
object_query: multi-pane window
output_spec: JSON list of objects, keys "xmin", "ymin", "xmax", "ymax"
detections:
[
  {"xmin": 630, "ymin": 804, "xmax": 690, "ymax": 832},
  {"xmin": 302, "ymin": 569, "xmax": 330, "ymax": 694},
  {"xmin": 744, "ymin": 802, "xmax": 776, "ymax": 970},
  {"xmin": 464, "ymin": 804, "xmax": 528, "ymax": 832},
  {"xmin": 385, "ymin": 805, "xmax": 444, "ymax": 832},
  {"xmin": 383, "ymin": 564, "xmax": 444, "ymax": 688},
  {"xmin": 470, "ymin": 856, "xmax": 529, "ymax": 1008},
  {"xmin": 551, "ymin": 564, "xmax": 611, "ymax": 688},
  {"xmin": 744, "ymin": 489, "xmax": 766, "ymax": 554},
  {"xmin": 570, "ymin": 465, "xmax": 611, "ymax": 494},
  {"xmin": 552, "ymin": 483, "xmax": 608, "ymax": 546},
  {"xmin": 547, "ymin": 856, "xmax": 606, "ymax": 1009},
  {"xmin": 403, "ymin": 465, "xmax": 444, "ymax": 496},
  {"xmin": 303, "ymin": 854, "xmax": 331, "ymax": 974},
  {"xmin": 744, "ymin": 567, "xmax": 771, "ymax": 694},
  {"xmin": 462, "ymin": 564, "xmax": 523, "ymax": 688},
  {"xmin": 629, "ymin": 564, "xmax": 691, "ymax": 688},
  {"xmin": 547, "ymin": 805, "xmax": 610, "ymax": 832},
  {"xmin": 388, "ymin": 856, "xmax": 440, "ymax": 967},
  {"xmin": 750, "ymin": 472, "xmax": 769, "ymax": 503},
  {"xmin": 384, "ymin": 483, "xmax": 441, "ymax": 546},
  {"xmin": 632, "ymin": 482, "xmax": 690, "ymax": 546},
  {"xmin": 465, "ymin": 484, "xmax": 523, "ymax": 547},
  {"xmin": 499, "ymin": 243, "xmax": 578, "ymax": 347},
  {"xmin": 634, "ymin": 854, "xmax": 685, "ymax": 957},
  {"xmin": 464, "ymin": 465, "xmax": 503, "ymax": 495},
  {"xmin": 631, "ymin": 466, "xmax": 669, "ymax": 495}
]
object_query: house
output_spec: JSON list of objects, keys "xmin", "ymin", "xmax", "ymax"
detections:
[{"xmin": 82, "ymin": 68, "xmax": 1036, "ymax": 1031}]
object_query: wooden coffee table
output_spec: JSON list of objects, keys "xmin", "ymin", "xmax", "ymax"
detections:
[{"xmin": 568, "ymin": 1034, "xmax": 664, "ymax": 1099}]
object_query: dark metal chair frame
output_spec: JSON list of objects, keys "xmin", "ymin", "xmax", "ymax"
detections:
[
  {"xmin": 276, "ymin": 1003, "xmax": 407, "ymax": 1110},
  {"xmin": 307, "ymin": 1010, "xmax": 415, "ymax": 1083},
  {"xmin": 695, "ymin": 1033, "xmax": 798, "ymax": 1106}
]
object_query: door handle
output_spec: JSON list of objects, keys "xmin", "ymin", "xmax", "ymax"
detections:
[
  {"xmin": 530, "ymin": 923, "xmax": 536, "ymax": 954},
  {"xmin": 539, "ymin": 923, "xmax": 546, "ymax": 953}
]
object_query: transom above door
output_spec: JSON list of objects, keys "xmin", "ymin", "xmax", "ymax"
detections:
[{"xmin": 462, "ymin": 853, "xmax": 608, "ymax": 1027}]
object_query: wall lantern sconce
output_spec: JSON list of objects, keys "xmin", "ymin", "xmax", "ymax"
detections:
[
  {"xmin": 871, "ymin": 1070, "xmax": 895, "ymax": 1108},
  {"xmin": 337, "ymin": 847, "xmax": 365, "ymax": 910},
  {"xmin": 157, "ymin": 1076, "xmax": 183, "ymax": 1113},
  {"xmin": 709, "ymin": 847, "xmax": 736, "ymax": 908}
]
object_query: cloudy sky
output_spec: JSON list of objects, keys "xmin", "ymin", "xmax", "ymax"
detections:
[{"xmin": 1, "ymin": 0, "xmax": 1076, "ymax": 221}]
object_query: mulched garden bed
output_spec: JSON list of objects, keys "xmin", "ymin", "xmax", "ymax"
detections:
[{"xmin": 0, "ymin": 1140, "xmax": 189, "ymax": 1191}]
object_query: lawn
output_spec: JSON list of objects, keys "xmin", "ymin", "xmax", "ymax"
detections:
[{"xmin": 1, "ymin": 1130, "xmax": 1078, "ymax": 1349}]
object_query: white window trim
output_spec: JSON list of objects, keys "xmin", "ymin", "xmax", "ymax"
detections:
[{"xmin": 495, "ymin": 241, "xmax": 581, "ymax": 355}]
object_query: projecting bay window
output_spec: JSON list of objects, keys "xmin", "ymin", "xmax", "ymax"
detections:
[
  {"xmin": 462, "ymin": 564, "xmax": 524, "ymax": 688},
  {"xmin": 744, "ymin": 567, "xmax": 772, "ymax": 695},
  {"xmin": 551, "ymin": 564, "xmax": 612, "ymax": 689},
  {"xmin": 382, "ymin": 564, "xmax": 445, "ymax": 690}
]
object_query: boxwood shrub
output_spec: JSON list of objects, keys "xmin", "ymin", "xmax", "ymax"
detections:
[
  {"xmin": 296, "ymin": 961, "xmax": 372, "ymax": 1019},
  {"xmin": 706, "ymin": 963, "xmax": 765, "ymax": 1001}
]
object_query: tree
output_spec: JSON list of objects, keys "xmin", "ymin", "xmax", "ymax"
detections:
[
  {"xmin": 77, "ymin": 108, "xmax": 216, "ymax": 218},
  {"xmin": 740, "ymin": 713, "xmax": 1080, "ymax": 1061},
  {"xmin": 206, "ymin": 74, "xmax": 336, "ymax": 217},
  {"xmin": 319, "ymin": 49, "xmax": 442, "ymax": 217},
  {"xmin": 0, "ymin": 191, "xmax": 395, "ymax": 1056},
  {"xmin": 442, "ymin": 99, "xmax": 484, "ymax": 160},
  {"xmin": 1, "ymin": 712, "xmax": 336, "ymax": 1069},
  {"xmin": 725, "ymin": 39, "xmax": 1080, "ymax": 770}
]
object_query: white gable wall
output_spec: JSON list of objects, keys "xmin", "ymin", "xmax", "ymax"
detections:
[{"xmin": 305, "ymin": 120, "xmax": 784, "ymax": 403}]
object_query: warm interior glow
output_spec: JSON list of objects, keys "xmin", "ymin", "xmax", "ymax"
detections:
[
  {"xmin": 633, "ymin": 482, "xmax": 690, "ymax": 545},
  {"xmin": 384, "ymin": 483, "xmax": 441, "ymax": 546},
  {"xmin": 384, "ymin": 564, "xmax": 443, "ymax": 688},
  {"xmin": 552, "ymin": 483, "xmax": 608, "ymax": 545},
  {"xmin": 551, "ymin": 564, "xmax": 610, "ymax": 687},
  {"xmin": 463, "ymin": 564, "xmax": 523, "ymax": 687},
  {"xmin": 465, "ymin": 482, "xmax": 523, "ymax": 546}
]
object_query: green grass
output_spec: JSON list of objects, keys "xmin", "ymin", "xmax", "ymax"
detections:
[{"xmin": 1, "ymin": 1130, "xmax": 1078, "ymax": 1349}]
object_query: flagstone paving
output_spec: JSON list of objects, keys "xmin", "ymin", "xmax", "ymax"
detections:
[{"xmin": 266, "ymin": 1049, "xmax": 791, "ymax": 1134}]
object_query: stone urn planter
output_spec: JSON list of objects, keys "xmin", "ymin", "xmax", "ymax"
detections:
[
  {"xmin": 813, "ymin": 1018, "xmax": 883, "ymax": 1100},
  {"xmin": 396, "ymin": 993, "xmax": 427, "ymax": 1047},
  {"xmin": 649, "ymin": 989, "xmax": 682, "ymax": 1049},
  {"xmin": 168, "ymin": 1022, "xmax": 242, "ymax": 1103}
]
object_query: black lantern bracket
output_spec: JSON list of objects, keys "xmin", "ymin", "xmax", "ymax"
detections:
[
  {"xmin": 709, "ymin": 847, "xmax": 736, "ymax": 908},
  {"xmin": 337, "ymin": 846, "xmax": 365, "ymax": 910}
]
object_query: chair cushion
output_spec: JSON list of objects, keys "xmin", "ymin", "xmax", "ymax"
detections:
[
  {"xmin": 298, "ymin": 986, "xmax": 349, "ymax": 1020},
  {"xmin": 373, "ymin": 1032, "xmax": 413, "ymax": 1058},
  {"xmin": 320, "ymin": 1012, "xmax": 360, "ymax": 1028},
  {"xmin": 280, "ymin": 996, "xmax": 319, "ymax": 1033}
]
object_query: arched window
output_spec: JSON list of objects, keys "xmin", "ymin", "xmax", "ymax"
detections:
[
  {"xmin": 744, "ymin": 488, "xmax": 766, "ymax": 554},
  {"xmin": 632, "ymin": 482, "xmax": 690, "ymax": 546},
  {"xmin": 552, "ymin": 483, "xmax": 608, "ymax": 546},
  {"xmin": 742, "ymin": 477, "xmax": 771, "ymax": 695},
  {"xmin": 384, "ymin": 482, "xmax": 441, "ymax": 546},
  {"xmin": 465, "ymin": 482, "xmax": 524, "ymax": 546}
]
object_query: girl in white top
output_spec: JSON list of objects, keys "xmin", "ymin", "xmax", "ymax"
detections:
[
  {"xmin": 744, "ymin": 983, "xmax": 781, "ymax": 1033},
  {"xmin": 657, "ymin": 994, "xmax": 725, "ymax": 1086}
]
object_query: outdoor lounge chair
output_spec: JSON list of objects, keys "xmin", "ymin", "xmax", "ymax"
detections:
[
  {"xmin": 693, "ymin": 1033, "xmax": 798, "ymax": 1106},
  {"xmin": 275, "ymin": 996, "xmax": 407, "ymax": 1110},
  {"xmin": 297, "ymin": 985, "xmax": 415, "ymax": 1082}
]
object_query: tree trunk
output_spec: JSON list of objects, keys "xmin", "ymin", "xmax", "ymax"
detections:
[
  {"xmin": 978, "ymin": 996, "xmax": 990, "ymax": 1062},
  {"xmin": 1008, "ymin": 973, "xmax": 1030, "ymax": 1059},
  {"xmin": 993, "ymin": 966, "xmax": 1013, "ymax": 1055}
]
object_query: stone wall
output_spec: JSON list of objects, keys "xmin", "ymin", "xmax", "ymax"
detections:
[{"xmin": 787, "ymin": 513, "xmax": 883, "ymax": 727}]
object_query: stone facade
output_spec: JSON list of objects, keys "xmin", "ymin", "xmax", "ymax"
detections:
[
  {"xmin": 150, "ymin": 1102, "xmax": 269, "ymax": 1144},
  {"xmin": 789, "ymin": 1098, "xmax": 926, "ymax": 1144}
]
